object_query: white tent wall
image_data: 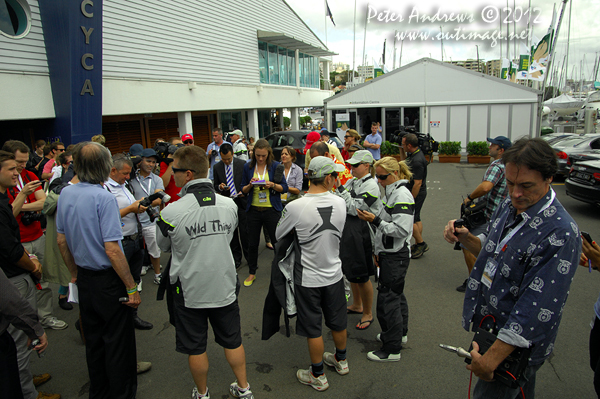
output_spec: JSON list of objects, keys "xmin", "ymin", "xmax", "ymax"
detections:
[{"xmin": 325, "ymin": 58, "xmax": 542, "ymax": 152}]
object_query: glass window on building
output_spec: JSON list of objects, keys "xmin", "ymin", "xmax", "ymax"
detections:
[
  {"xmin": 314, "ymin": 57, "xmax": 320, "ymax": 88},
  {"xmin": 287, "ymin": 49, "xmax": 295, "ymax": 86},
  {"xmin": 278, "ymin": 47, "xmax": 288, "ymax": 86},
  {"xmin": 268, "ymin": 44, "xmax": 279, "ymax": 85},
  {"xmin": 220, "ymin": 112, "xmax": 243, "ymax": 132},
  {"xmin": 258, "ymin": 41, "xmax": 267, "ymax": 84}
]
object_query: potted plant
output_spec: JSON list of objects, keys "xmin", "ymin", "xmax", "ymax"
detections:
[
  {"xmin": 380, "ymin": 140, "xmax": 402, "ymax": 161},
  {"xmin": 466, "ymin": 141, "xmax": 491, "ymax": 164},
  {"xmin": 437, "ymin": 141, "xmax": 462, "ymax": 163}
]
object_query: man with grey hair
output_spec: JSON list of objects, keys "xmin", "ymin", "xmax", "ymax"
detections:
[
  {"xmin": 229, "ymin": 129, "xmax": 248, "ymax": 161},
  {"xmin": 105, "ymin": 154, "xmax": 153, "ymax": 330},
  {"xmin": 57, "ymin": 142, "xmax": 141, "ymax": 399}
]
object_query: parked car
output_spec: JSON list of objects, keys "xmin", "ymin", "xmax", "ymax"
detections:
[
  {"xmin": 540, "ymin": 133, "xmax": 577, "ymax": 146},
  {"xmin": 264, "ymin": 131, "xmax": 307, "ymax": 169},
  {"xmin": 565, "ymin": 159, "xmax": 600, "ymax": 206},
  {"xmin": 551, "ymin": 134, "xmax": 600, "ymax": 175}
]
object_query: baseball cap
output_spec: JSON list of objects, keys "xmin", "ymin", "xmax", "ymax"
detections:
[
  {"xmin": 307, "ymin": 156, "xmax": 345, "ymax": 179},
  {"xmin": 141, "ymin": 148, "xmax": 158, "ymax": 159},
  {"xmin": 230, "ymin": 129, "xmax": 244, "ymax": 138},
  {"xmin": 168, "ymin": 144, "xmax": 182, "ymax": 154},
  {"xmin": 320, "ymin": 129, "xmax": 331, "ymax": 137},
  {"xmin": 347, "ymin": 150, "xmax": 374, "ymax": 165},
  {"xmin": 304, "ymin": 131, "xmax": 321, "ymax": 151},
  {"xmin": 486, "ymin": 136, "xmax": 512, "ymax": 150},
  {"xmin": 129, "ymin": 144, "xmax": 144, "ymax": 156},
  {"xmin": 181, "ymin": 134, "xmax": 194, "ymax": 142}
]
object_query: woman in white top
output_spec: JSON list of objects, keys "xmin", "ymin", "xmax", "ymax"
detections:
[{"xmin": 280, "ymin": 146, "xmax": 303, "ymax": 204}]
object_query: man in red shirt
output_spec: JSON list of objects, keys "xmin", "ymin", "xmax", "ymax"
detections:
[
  {"xmin": 2, "ymin": 140, "xmax": 67, "ymax": 330},
  {"xmin": 159, "ymin": 137, "xmax": 183, "ymax": 204}
]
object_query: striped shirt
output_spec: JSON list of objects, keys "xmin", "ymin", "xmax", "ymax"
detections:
[{"xmin": 481, "ymin": 159, "xmax": 508, "ymax": 221}]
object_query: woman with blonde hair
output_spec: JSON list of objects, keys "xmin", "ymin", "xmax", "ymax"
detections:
[
  {"xmin": 356, "ymin": 157, "xmax": 414, "ymax": 362},
  {"xmin": 336, "ymin": 150, "xmax": 380, "ymax": 331}
]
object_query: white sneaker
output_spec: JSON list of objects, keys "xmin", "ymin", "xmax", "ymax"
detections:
[
  {"xmin": 296, "ymin": 367, "xmax": 329, "ymax": 391},
  {"xmin": 367, "ymin": 350, "xmax": 401, "ymax": 362},
  {"xmin": 140, "ymin": 266, "xmax": 148, "ymax": 276},
  {"xmin": 192, "ymin": 387, "xmax": 209, "ymax": 398},
  {"xmin": 229, "ymin": 381, "xmax": 253, "ymax": 398},
  {"xmin": 41, "ymin": 317, "xmax": 68, "ymax": 330},
  {"xmin": 137, "ymin": 280, "xmax": 143, "ymax": 293},
  {"xmin": 153, "ymin": 274, "xmax": 162, "ymax": 285},
  {"xmin": 376, "ymin": 333, "xmax": 407, "ymax": 344},
  {"xmin": 323, "ymin": 352, "xmax": 349, "ymax": 375}
]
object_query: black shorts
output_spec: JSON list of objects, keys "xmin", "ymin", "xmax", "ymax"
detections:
[
  {"xmin": 414, "ymin": 190, "xmax": 427, "ymax": 223},
  {"xmin": 347, "ymin": 276, "xmax": 370, "ymax": 284},
  {"xmin": 173, "ymin": 296, "xmax": 242, "ymax": 355},
  {"xmin": 294, "ymin": 279, "xmax": 347, "ymax": 338}
]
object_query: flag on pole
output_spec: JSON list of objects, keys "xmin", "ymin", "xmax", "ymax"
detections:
[
  {"xmin": 326, "ymin": 1, "xmax": 335, "ymax": 26},
  {"xmin": 528, "ymin": 32, "xmax": 552, "ymax": 81},
  {"xmin": 382, "ymin": 39, "xmax": 386, "ymax": 65}
]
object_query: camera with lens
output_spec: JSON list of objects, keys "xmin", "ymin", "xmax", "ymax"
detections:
[
  {"xmin": 21, "ymin": 211, "xmax": 45, "ymax": 226},
  {"xmin": 387, "ymin": 126, "xmax": 439, "ymax": 157},
  {"xmin": 140, "ymin": 191, "xmax": 172, "ymax": 222}
]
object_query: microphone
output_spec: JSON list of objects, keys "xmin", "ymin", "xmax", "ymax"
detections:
[{"xmin": 273, "ymin": 163, "xmax": 285, "ymax": 184}]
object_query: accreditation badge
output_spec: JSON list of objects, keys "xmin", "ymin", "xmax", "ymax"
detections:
[{"xmin": 481, "ymin": 258, "xmax": 498, "ymax": 289}]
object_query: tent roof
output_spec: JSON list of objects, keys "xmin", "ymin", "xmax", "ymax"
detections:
[{"xmin": 325, "ymin": 58, "xmax": 541, "ymax": 109}]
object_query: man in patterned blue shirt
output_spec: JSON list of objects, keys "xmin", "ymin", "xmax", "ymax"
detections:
[
  {"xmin": 456, "ymin": 136, "xmax": 511, "ymax": 293},
  {"xmin": 444, "ymin": 137, "xmax": 581, "ymax": 399}
]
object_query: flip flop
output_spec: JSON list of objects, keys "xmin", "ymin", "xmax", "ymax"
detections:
[
  {"xmin": 356, "ymin": 319, "xmax": 374, "ymax": 330},
  {"xmin": 347, "ymin": 308, "xmax": 363, "ymax": 314}
]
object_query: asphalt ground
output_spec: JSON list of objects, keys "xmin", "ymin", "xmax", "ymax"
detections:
[{"xmin": 30, "ymin": 161, "xmax": 600, "ymax": 399}]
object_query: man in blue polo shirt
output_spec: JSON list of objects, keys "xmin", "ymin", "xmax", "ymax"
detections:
[
  {"xmin": 57, "ymin": 142, "xmax": 141, "ymax": 399},
  {"xmin": 362, "ymin": 122, "xmax": 382, "ymax": 160}
]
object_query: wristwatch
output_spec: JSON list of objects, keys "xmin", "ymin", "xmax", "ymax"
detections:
[{"xmin": 467, "ymin": 194, "xmax": 473, "ymax": 201}]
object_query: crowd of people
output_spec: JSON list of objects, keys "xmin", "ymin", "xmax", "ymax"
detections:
[{"xmin": 0, "ymin": 128, "xmax": 599, "ymax": 399}]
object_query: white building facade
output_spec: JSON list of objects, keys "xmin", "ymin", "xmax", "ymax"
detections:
[{"xmin": 0, "ymin": 0, "xmax": 334, "ymax": 152}]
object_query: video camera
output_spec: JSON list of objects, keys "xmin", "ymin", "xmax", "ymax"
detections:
[
  {"xmin": 453, "ymin": 200, "xmax": 487, "ymax": 250},
  {"xmin": 140, "ymin": 191, "xmax": 171, "ymax": 222},
  {"xmin": 387, "ymin": 126, "xmax": 439, "ymax": 157}
]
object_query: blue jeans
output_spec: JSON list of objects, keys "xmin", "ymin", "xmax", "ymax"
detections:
[{"xmin": 473, "ymin": 362, "xmax": 543, "ymax": 399}]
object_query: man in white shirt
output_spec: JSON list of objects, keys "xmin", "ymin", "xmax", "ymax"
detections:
[
  {"xmin": 106, "ymin": 155, "xmax": 153, "ymax": 330},
  {"xmin": 229, "ymin": 130, "xmax": 248, "ymax": 161},
  {"xmin": 276, "ymin": 156, "xmax": 349, "ymax": 392}
]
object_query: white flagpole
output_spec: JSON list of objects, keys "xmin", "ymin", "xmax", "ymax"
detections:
[
  {"xmin": 324, "ymin": 0, "xmax": 328, "ymax": 46},
  {"xmin": 362, "ymin": 3, "xmax": 368, "ymax": 81},
  {"xmin": 352, "ymin": 0, "xmax": 356, "ymax": 84}
]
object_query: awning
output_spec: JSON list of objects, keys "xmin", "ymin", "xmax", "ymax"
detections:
[{"xmin": 257, "ymin": 30, "xmax": 337, "ymax": 57}]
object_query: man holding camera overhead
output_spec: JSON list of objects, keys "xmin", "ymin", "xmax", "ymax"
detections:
[
  {"xmin": 456, "ymin": 136, "xmax": 511, "ymax": 293},
  {"xmin": 129, "ymin": 148, "xmax": 165, "ymax": 286},
  {"xmin": 106, "ymin": 154, "xmax": 153, "ymax": 331}
]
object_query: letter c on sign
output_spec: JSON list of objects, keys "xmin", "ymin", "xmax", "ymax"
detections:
[
  {"xmin": 81, "ymin": 53, "xmax": 93, "ymax": 70},
  {"xmin": 81, "ymin": 0, "xmax": 93, "ymax": 18}
]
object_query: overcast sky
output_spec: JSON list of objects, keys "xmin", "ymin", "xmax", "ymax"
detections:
[{"xmin": 285, "ymin": 0, "xmax": 599, "ymax": 86}]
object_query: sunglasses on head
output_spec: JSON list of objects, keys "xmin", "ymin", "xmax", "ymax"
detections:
[
  {"xmin": 376, "ymin": 173, "xmax": 391, "ymax": 180},
  {"xmin": 172, "ymin": 167, "xmax": 196, "ymax": 174}
]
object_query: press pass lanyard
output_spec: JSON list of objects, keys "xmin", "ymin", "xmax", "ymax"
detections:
[
  {"xmin": 137, "ymin": 175, "xmax": 152, "ymax": 196},
  {"xmin": 493, "ymin": 188, "xmax": 556, "ymax": 257},
  {"xmin": 16, "ymin": 175, "xmax": 29, "ymax": 204},
  {"xmin": 256, "ymin": 165, "xmax": 267, "ymax": 181}
]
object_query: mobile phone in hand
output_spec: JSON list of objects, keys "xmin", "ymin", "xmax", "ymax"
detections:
[{"xmin": 582, "ymin": 231, "xmax": 593, "ymax": 244}]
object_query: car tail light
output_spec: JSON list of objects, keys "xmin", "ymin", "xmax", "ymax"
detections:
[
  {"xmin": 557, "ymin": 151, "xmax": 568, "ymax": 159},
  {"xmin": 594, "ymin": 173, "xmax": 600, "ymax": 181}
]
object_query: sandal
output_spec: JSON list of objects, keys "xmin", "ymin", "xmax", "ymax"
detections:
[{"xmin": 356, "ymin": 319, "xmax": 374, "ymax": 330}]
